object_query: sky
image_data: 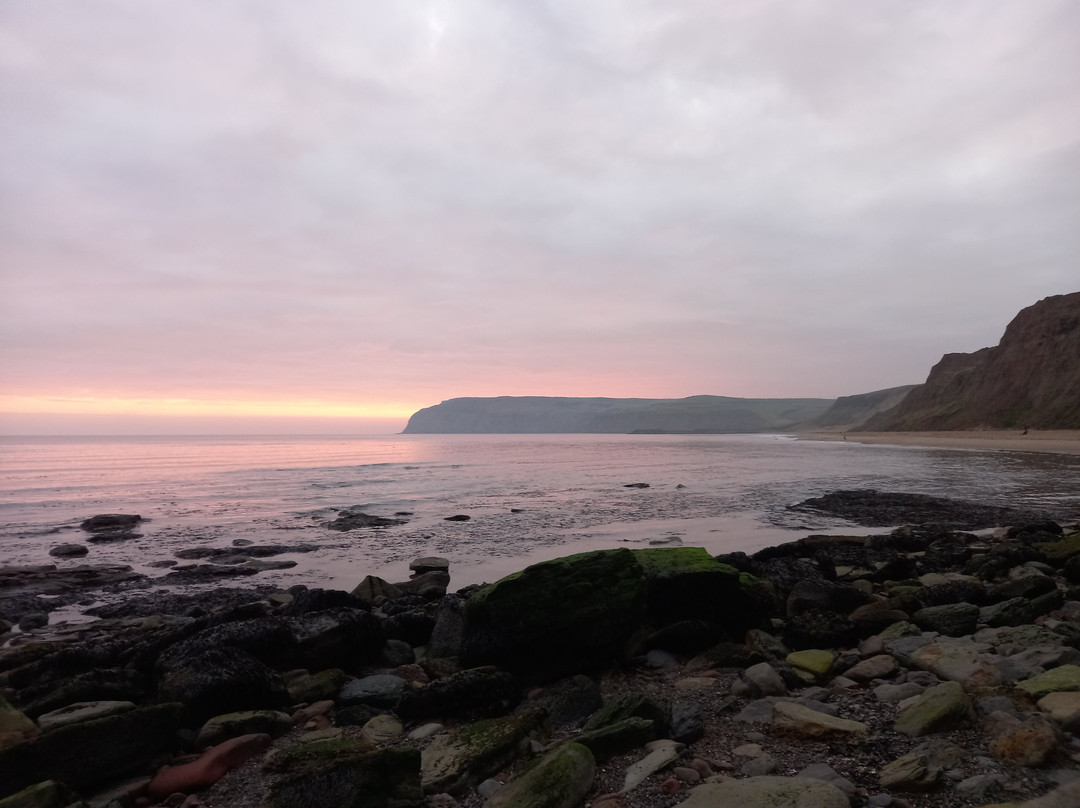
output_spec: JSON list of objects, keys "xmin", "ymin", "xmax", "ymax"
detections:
[{"xmin": 1, "ymin": 1, "xmax": 1078, "ymax": 435}]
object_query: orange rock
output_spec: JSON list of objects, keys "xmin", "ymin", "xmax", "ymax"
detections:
[{"xmin": 147, "ymin": 733, "xmax": 271, "ymax": 799}]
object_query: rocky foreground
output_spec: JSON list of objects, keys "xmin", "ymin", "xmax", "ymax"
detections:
[{"xmin": 3, "ymin": 494, "xmax": 1080, "ymax": 808}]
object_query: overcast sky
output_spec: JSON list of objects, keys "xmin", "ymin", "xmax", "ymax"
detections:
[{"xmin": 2, "ymin": 1, "xmax": 1078, "ymax": 433}]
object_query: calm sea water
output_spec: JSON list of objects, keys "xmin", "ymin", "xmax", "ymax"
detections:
[{"xmin": 2, "ymin": 434, "xmax": 1079, "ymax": 594}]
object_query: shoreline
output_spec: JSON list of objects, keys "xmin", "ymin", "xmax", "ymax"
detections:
[{"xmin": 796, "ymin": 429, "xmax": 1080, "ymax": 456}]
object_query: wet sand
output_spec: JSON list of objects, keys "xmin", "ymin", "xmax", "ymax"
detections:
[{"xmin": 797, "ymin": 429, "xmax": 1080, "ymax": 456}]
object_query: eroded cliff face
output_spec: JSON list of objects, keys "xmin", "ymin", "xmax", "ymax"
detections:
[{"xmin": 865, "ymin": 292, "xmax": 1080, "ymax": 431}]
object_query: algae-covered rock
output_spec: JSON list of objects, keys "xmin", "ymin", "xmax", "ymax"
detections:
[
  {"xmin": 485, "ymin": 742, "xmax": 595, "ymax": 808},
  {"xmin": 582, "ymin": 692, "xmax": 669, "ymax": 735},
  {"xmin": 0, "ymin": 702, "xmax": 184, "ymax": 796},
  {"xmin": 420, "ymin": 709, "xmax": 548, "ymax": 795},
  {"xmin": 195, "ymin": 709, "xmax": 293, "ymax": 748},
  {"xmin": 632, "ymin": 547, "xmax": 770, "ymax": 631},
  {"xmin": 678, "ymin": 775, "xmax": 849, "ymax": 808},
  {"xmin": 0, "ymin": 695, "xmax": 39, "ymax": 752},
  {"xmin": 266, "ymin": 744, "xmax": 421, "ymax": 808},
  {"xmin": 573, "ymin": 717, "xmax": 656, "ymax": 762},
  {"xmin": 0, "ymin": 779, "xmax": 85, "ymax": 808},
  {"xmin": 460, "ymin": 549, "xmax": 646, "ymax": 682},
  {"xmin": 878, "ymin": 752, "xmax": 941, "ymax": 791},
  {"xmin": 895, "ymin": 681, "xmax": 973, "ymax": 737},
  {"xmin": 1016, "ymin": 665, "xmax": 1080, "ymax": 699},
  {"xmin": 771, "ymin": 702, "xmax": 869, "ymax": 741},
  {"xmin": 785, "ymin": 649, "xmax": 836, "ymax": 682}
]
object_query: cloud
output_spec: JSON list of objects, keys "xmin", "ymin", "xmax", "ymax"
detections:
[{"xmin": 2, "ymin": 0, "xmax": 1078, "ymax": 423}]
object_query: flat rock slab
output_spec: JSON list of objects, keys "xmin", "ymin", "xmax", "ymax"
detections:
[
  {"xmin": 894, "ymin": 681, "xmax": 973, "ymax": 737},
  {"xmin": 678, "ymin": 775, "xmax": 849, "ymax": 808},
  {"xmin": 1016, "ymin": 665, "xmax": 1080, "ymax": 699},
  {"xmin": 36, "ymin": 700, "xmax": 136, "ymax": 733},
  {"xmin": 909, "ymin": 642, "xmax": 1002, "ymax": 690},
  {"xmin": 771, "ymin": 701, "xmax": 868, "ymax": 741}
]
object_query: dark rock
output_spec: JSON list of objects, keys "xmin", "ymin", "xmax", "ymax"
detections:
[
  {"xmin": 395, "ymin": 570, "xmax": 450, "ymax": 600},
  {"xmin": 786, "ymin": 579, "xmax": 871, "ymax": 617},
  {"xmin": 333, "ymin": 704, "xmax": 378, "ymax": 727},
  {"xmin": 583, "ymin": 692, "xmax": 670, "ymax": 736},
  {"xmin": 574, "ymin": 716, "xmax": 657, "ymax": 762},
  {"xmin": 919, "ymin": 577, "xmax": 987, "ymax": 607},
  {"xmin": 382, "ymin": 610, "xmax": 436, "ymax": 647},
  {"xmin": 788, "ymin": 490, "xmax": 1039, "ymax": 530},
  {"xmin": 912, "ymin": 603, "xmax": 980, "ymax": 637},
  {"xmin": 0, "ymin": 702, "xmax": 183, "ymax": 796},
  {"xmin": 410, "ymin": 556, "xmax": 450, "ymax": 575},
  {"xmin": 670, "ymin": 700, "xmax": 705, "ymax": 743},
  {"xmin": 337, "ymin": 674, "xmax": 408, "ymax": 709},
  {"xmin": 1008, "ymin": 522, "xmax": 1064, "ymax": 539},
  {"xmin": 427, "ymin": 593, "xmax": 466, "ymax": 659},
  {"xmin": 17, "ymin": 613, "xmax": 48, "ymax": 632},
  {"xmin": 783, "ymin": 610, "xmax": 859, "ymax": 651},
  {"xmin": 282, "ymin": 587, "xmax": 368, "ymax": 616},
  {"xmin": 981, "ymin": 589, "xmax": 1066, "ymax": 627},
  {"xmin": 326, "ymin": 510, "xmax": 406, "ymax": 530},
  {"xmin": 80, "ymin": 514, "xmax": 142, "ymax": 532},
  {"xmin": 157, "ymin": 645, "xmax": 287, "ymax": 723},
  {"xmin": 460, "ymin": 549, "xmax": 647, "ymax": 683},
  {"xmin": 986, "ymin": 573, "xmax": 1057, "ymax": 603},
  {"xmin": 399, "ymin": 667, "xmax": 520, "ymax": 720},
  {"xmin": 518, "ymin": 675, "xmax": 601, "ymax": 729},
  {"xmin": 288, "ymin": 608, "xmax": 384, "ymax": 671},
  {"xmin": 624, "ymin": 483, "xmax": 650, "ymax": 488},
  {"xmin": 638, "ymin": 620, "xmax": 727, "ymax": 656},
  {"xmin": 47, "ymin": 544, "xmax": 88, "ymax": 558},
  {"xmin": 444, "ymin": 514, "xmax": 471, "ymax": 522},
  {"xmin": 266, "ymin": 744, "xmax": 422, "ymax": 808}
]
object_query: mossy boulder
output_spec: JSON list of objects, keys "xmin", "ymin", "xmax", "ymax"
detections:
[
  {"xmin": 895, "ymin": 681, "xmax": 973, "ymax": 737},
  {"xmin": 0, "ymin": 702, "xmax": 184, "ymax": 797},
  {"xmin": 573, "ymin": 717, "xmax": 657, "ymax": 762},
  {"xmin": 1016, "ymin": 665, "xmax": 1080, "ymax": 699},
  {"xmin": 632, "ymin": 547, "xmax": 771, "ymax": 632},
  {"xmin": 485, "ymin": 742, "xmax": 595, "ymax": 808},
  {"xmin": 421, "ymin": 709, "xmax": 548, "ymax": 795},
  {"xmin": 460, "ymin": 549, "xmax": 647, "ymax": 682},
  {"xmin": 679, "ymin": 775, "xmax": 849, "ymax": 808},
  {"xmin": 0, "ymin": 695, "xmax": 38, "ymax": 753},
  {"xmin": 266, "ymin": 743, "xmax": 421, "ymax": 808}
]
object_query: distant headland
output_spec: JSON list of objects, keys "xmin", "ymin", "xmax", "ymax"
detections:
[{"xmin": 403, "ymin": 292, "xmax": 1080, "ymax": 436}]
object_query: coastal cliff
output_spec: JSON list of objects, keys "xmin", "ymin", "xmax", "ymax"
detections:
[
  {"xmin": 865, "ymin": 291, "xmax": 1080, "ymax": 431},
  {"xmin": 401, "ymin": 395, "xmax": 833, "ymax": 434}
]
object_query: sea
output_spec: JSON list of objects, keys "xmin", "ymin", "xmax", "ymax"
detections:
[{"xmin": 2, "ymin": 433, "xmax": 1080, "ymax": 599}]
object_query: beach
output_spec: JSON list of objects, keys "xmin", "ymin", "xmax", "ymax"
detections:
[{"xmin": 799, "ymin": 430, "xmax": 1080, "ymax": 456}]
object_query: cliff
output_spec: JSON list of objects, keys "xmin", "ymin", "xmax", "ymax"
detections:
[
  {"xmin": 865, "ymin": 292, "xmax": 1080, "ymax": 431},
  {"xmin": 798, "ymin": 385, "xmax": 918, "ymax": 431},
  {"xmin": 402, "ymin": 395, "xmax": 834, "ymax": 434}
]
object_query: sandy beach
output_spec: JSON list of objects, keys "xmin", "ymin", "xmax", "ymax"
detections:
[{"xmin": 798, "ymin": 429, "xmax": 1080, "ymax": 456}]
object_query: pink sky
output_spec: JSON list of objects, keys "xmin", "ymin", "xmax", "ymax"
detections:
[{"xmin": 2, "ymin": 1, "xmax": 1079, "ymax": 434}]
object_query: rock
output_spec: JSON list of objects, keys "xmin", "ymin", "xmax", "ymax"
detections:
[
  {"xmin": 574, "ymin": 718, "xmax": 657, "ymax": 763},
  {"xmin": 35, "ymin": 700, "xmax": 135, "ymax": 733},
  {"xmin": 895, "ymin": 681, "xmax": 973, "ymax": 737},
  {"xmin": 785, "ymin": 649, "xmax": 836, "ymax": 683},
  {"xmin": 420, "ymin": 710, "xmax": 547, "ymax": 794},
  {"xmin": 350, "ymin": 575, "xmax": 404, "ymax": 606},
  {"xmin": 400, "ymin": 667, "xmax": 520, "ymax": 721},
  {"xmin": 1037, "ymin": 691, "xmax": 1080, "ymax": 732},
  {"xmin": 986, "ymin": 571, "xmax": 1058, "ymax": 602},
  {"xmin": 518, "ymin": 675, "xmax": 601, "ymax": 729},
  {"xmin": 408, "ymin": 723, "xmax": 444, "ymax": 741},
  {"xmin": 80, "ymin": 514, "xmax": 141, "ymax": 532},
  {"xmin": 1016, "ymin": 665, "xmax": 1080, "ymax": 699},
  {"xmin": 633, "ymin": 547, "xmax": 770, "ymax": 632},
  {"xmin": 410, "ymin": 557, "xmax": 450, "ymax": 575},
  {"xmin": 0, "ymin": 702, "xmax": 184, "ymax": 794},
  {"xmin": 741, "ymin": 663, "xmax": 787, "ymax": 697},
  {"xmin": 989, "ymin": 715, "xmax": 1060, "ymax": 766},
  {"xmin": 795, "ymin": 763, "xmax": 858, "ymax": 798},
  {"xmin": 669, "ymin": 700, "xmax": 705, "ymax": 744},
  {"xmin": 843, "ymin": 654, "xmax": 899, "ymax": 683},
  {"xmin": 460, "ymin": 549, "xmax": 647, "ymax": 683},
  {"xmin": 0, "ymin": 779, "xmax": 83, "ymax": 808},
  {"xmin": 912, "ymin": 603, "xmax": 980, "ymax": 637},
  {"xmin": 17, "ymin": 614, "xmax": 47, "ymax": 632},
  {"xmin": 677, "ymin": 775, "xmax": 849, "ymax": 808},
  {"xmin": 740, "ymin": 753, "xmax": 778, "ymax": 776},
  {"xmin": 284, "ymin": 668, "xmax": 349, "ymax": 704},
  {"xmin": 874, "ymin": 682, "xmax": 925, "ymax": 703},
  {"xmin": 0, "ymin": 694, "xmax": 39, "ymax": 752},
  {"xmin": 157, "ymin": 644, "xmax": 287, "ymax": 723},
  {"xmin": 878, "ymin": 752, "xmax": 940, "ymax": 792},
  {"xmin": 194, "ymin": 710, "xmax": 292, "ymax": 748},
  {"xmin": 771, "ymin": 702, "xmax": 869, "ymax": 740},
  {"xmin": 288, "ymin": 607, "xmax": 384, "ymax": 670},
  {"xmin": 981, "ymin": 591, "xmax": 1066, "ymax": 627},
  {"xmin": 337, "ymin": 675, "xmax": 409, "ymax": 709},
  {"xmin": 266, "ymin": 744, "xmax": 422, "ymax": 808},
  {"xmin": 47, "ymin": 544, "xmax": 88, "ymax": 558},
  {"xmin": 361, "ymin": 714, "xmax": 404, "ymax": 746},
  {"xmin": 1016, "ymin": 781, "xmax": 1080, "ymax": 808},
  {"xmin": 485, "ymin": 743, "xmax": 595, "ymax": 808},
  {"xmin": 622, "ymin": 739, "xmax": 683, "ymax": 792},
  {"xmin": 908, "ymin": 642, "xmax": 1003, "ymax": 690},
  {"xmin": 639, "ymin": 620, "xmax": 725, "ymax": 656},
  {"xmin": 148, "ymin": 732, "xmax": 271, "ymax": 799},
  {"xmin": 327, "ymin": 510, "xmax": 406, "ymax": 530},
  {"xmin": 444, "ymin": 514, "xmax": 471, "ymax": 521},
  {"xmin": 396, "ymin": 571, "xmax": 451, "ymax": 600}
]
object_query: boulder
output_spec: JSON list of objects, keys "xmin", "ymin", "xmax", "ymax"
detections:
[
  {"xmin": 878, "ymin": 752, "xmax": 941, "ymax": 792},
  {"xmin": 908, "ymin": 642, "xmax": 1002, "ymax": 690},
  {"xmin": 35, "ymin": 700, "xmax": 135, "ymax": 733},
  {"xmin": 420, "ymin": 709, "xmax": 547, "ymax": 795},
  {"xmin": 1016, "ymin": 781, "xmax": 1080, "ymax": 808},
  {"xmin": 195, "ymin": 710, "xmax": 293, "ymax": 748},
  {"xmin": 410, "ymin": 556, "xmax": 450, "ymax": 575},
  {"xmin": 0, "ymin": 702, "xmax": 184, "ymax": 796},
  {"xmin": 771, "ymin": 702, "xmax": 868, "ymax": 741},
  {"xmin": 350, "ymin": 576, "xmax": 403, "ymax": 606},
  {"xmin": 842, "ymin": 654, "xmax": 898, "ymax": 683},
  {"xmin": 157, "ymin": 644, "xmax": 287, "ymax": 723},
  {"xmin": 1016, "ymin": 664, "xmax": 1080, "ymax": 699},
  {"xmin": 582, "ymin": 692, "xmax": 669, "ymax": 736},
  {"xmin": 337, "ymin": 675, "xmax": 408, "ymax": 709},
  {"xmin": 981, "ymin": 591, "xmax": 1065, "ymax": 627},
  {"xmin": 785, "ymin": 649, "xmax": 836, "ymax": 683},
  {"xmin": 283, "ymin": 668, "xmax": 348, "ymax": 704},
  {"xmin": 517, "ymin": 675, "xmax": 601, "ymax": 729},
  {"xmin": 633, "ymin": 547, "xmax": 770, "ymax": 632},
  {"xmin": 47, "ymin": 544, "xmax": 88, "ymax": 558},
  {"xmin": 287, "ymin": 608, "xmax": 384, "ymax": 670},
  {"xmin": 80, "ymin": 514, "xmax": 141, "ymax": 532},
  {"xmin": 677, "ymin": 775, "xmax": 849, "ymax": 808},
  {"xmin": 573, "ymin": 717, "xmax": 656, "ymax": 762},
  {"xmin": 460, "ymin": 549, "xmax": 647, "ymax": 682},
  {"xmin": 1036, "ymin": 691, "xmax": 1080, "ymax": 732},
  {"xmin": 266, "ymin": 743, "xmax": 421, "ymax": 808},
  {"xmin": 911, "ymin": 602, "xmax": 980, "ymax": 637},
  {"xmin": 894, "ymin": 681, "xmax": 973, "ymax": 737},
  {"xmin": 399, "ymin": 667, "xmax": 520, "ymax": 720},
  {"xmin": 485, "ymin": 743, "xmax": 595, "ymax": 808},
  {"xmin": 0, "ymin": 695, "xmax": 39, "ymax": 752},
  {"xmin": 989, "ymin": 715, "xmax": 1060, "ymax": 766}
]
